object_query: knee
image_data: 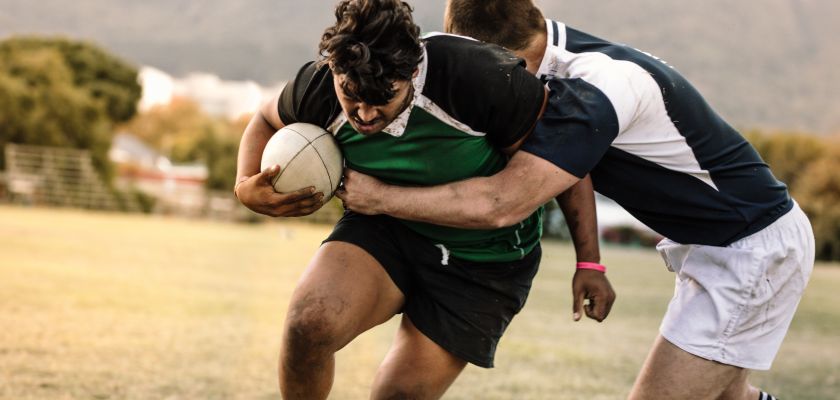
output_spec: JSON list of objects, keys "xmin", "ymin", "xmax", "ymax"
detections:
[
  {"xmin": 282, "ymin": 296, "xmax": 347, "ymax": 363},
  {"xmin": 374, "ymin": 385, "xmax": 427, "ymax": 400}
]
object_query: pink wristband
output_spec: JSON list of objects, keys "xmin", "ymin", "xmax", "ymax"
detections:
[{"xmin": 576, "ymin": 262, "xmax": 606, "ymax": 273}]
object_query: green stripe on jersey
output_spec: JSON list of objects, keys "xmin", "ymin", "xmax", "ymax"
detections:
[{"xmin": 335, "ymin": 106, "xmax": 542, "ymax": 262}]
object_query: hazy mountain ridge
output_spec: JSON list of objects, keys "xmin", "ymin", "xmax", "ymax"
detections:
[{"xmin": 1, "ymin": 0, "xmax": 837, "ymax": 133}]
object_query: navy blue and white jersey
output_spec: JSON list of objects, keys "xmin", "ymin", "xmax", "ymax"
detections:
[{"xmin": 522, "ymin": 19, "xmax": 792, "ymax": 246}]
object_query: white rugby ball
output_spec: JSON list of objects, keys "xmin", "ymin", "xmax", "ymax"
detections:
[{"xmin": 260, "ymin": 123, "xmax": 343, "ymax": 201}]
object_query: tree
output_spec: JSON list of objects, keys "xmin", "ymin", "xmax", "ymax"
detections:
[
  {"xmin": 119, "ymin": 98, "xmax": 244, "ymax": 191},
  {"xmin": 747, "ymin": 130, "xmax": 840, "ymax": 261},
  {"xmin": 0, "ymin": 37, "xmax": 141, "ymax": 122},
  {"xmin": 793, "ymin": 142, "xmax": 840, "ymax": 261},
  {"xmin": 0, "ymin": 36, "xmax": 141, "ymax": 179}
]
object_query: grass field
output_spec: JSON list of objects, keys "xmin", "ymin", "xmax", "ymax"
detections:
[{"xmin": 1, "ymin": 206, "xmax": 839, "ymax": 399}]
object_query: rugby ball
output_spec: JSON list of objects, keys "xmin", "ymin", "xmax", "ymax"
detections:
[{"xmin": 260, "ymin": 123, "xmax": 343, "ymax": 201}]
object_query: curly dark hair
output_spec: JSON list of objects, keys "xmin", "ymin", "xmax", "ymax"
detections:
[{"xmin": 319, "ymin": 0, "xmax": 423, "ymax": 105}]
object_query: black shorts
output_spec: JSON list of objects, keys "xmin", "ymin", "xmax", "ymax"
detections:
[{"xmin": 324, "ymin": 212, "xmax": 541, "ymax": 368}]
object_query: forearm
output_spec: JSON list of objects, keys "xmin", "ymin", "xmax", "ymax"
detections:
[
  {"xmin": 378, "ymin": 176, "xmax": 507, "ymax": 229},
  {"xmin": 557, "ymin": 174, "xmax": 601, "ymax": 263},
  {"xmin": 377, "ymin": 152, "xmax": 579, "ymax": 229}
]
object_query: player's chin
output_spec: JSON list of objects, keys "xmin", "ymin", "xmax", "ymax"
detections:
[{"xmin": 351, "ymin": 121, "xmax": 384, "ymax": 135}]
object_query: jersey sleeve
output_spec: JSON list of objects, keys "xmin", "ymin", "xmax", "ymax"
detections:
[
  {"xmin": 520, "ymin": 78, "xmax": 621, "ymax": 178},
  {"xmin": 277, "ymin": 61, "xmax": 341, "ymax": 127},
  {"xmin": 481, "ymin": 66, "xmax": 546, "ymax": 148},
  {"xmin": 421, "ymin": 36, "xmax": 546, "ymax": 149}
]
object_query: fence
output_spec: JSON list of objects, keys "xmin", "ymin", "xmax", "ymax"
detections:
[{"xmin": 4, "ymin": 144, "xmax": 138, "ymax": 211}]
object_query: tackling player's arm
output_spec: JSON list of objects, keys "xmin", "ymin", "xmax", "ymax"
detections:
[
  {"xmin": 339, "ymin": 145, "xmax": 615, "ymax": 322},
  {"xmin": 234, "ymin": 94, "xmax": 324, "ymax": 217},
  {"xmin": 558, "ymin": 176, "xmax": 616, "ymax": 322},
  {"xmin": 340, "ymin": 150, "xmax": 575, "ymax": 227},
  {"xmin": 339, "ymin": 75, "xmax": 624, "ymax": 322}
]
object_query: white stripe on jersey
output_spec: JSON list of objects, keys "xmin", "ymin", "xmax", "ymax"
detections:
[
  {"xmin": 416, "ymin": 94, "xmax": 487, "ymax": 137},
  {"xmin": 538, "ymin": 20, "xmax": 718, "ymax": 190}
]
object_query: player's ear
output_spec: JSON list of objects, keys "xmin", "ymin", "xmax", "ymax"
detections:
[{"xmin": 443, "ymin": 2, "xmax": 454, "ymax": 33}]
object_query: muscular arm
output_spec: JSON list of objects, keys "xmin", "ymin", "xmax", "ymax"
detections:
[
  {"xmin": 236, "ymin": 95, "xmax": 284, "ymax": 182},
  {"xmin": 234, "ymin": 95, "xmax": 323, "ymax": 217},
  {"xmin": 342, "ymin": 151, "xmax": 580, "ymax": 229},
  {"xmin": 338, "ymin": 146, "xmax": 618, "ymax": 322},
  {"xmin": 556, "ymin": 174, "xmax": 600, "ymax": 263},
  {"xmin": 557, "ymin": 174, "xmax": 615, "ymax": 322}
]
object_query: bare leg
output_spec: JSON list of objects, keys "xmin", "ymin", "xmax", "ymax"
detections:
[
  {"xmin": 718, "ymin": 369, "xmax": 761, "ymax": 400},
  {"xmin": 629, "ymin": 336, "xmax": 760, "ymax": 400},
  {"xmin": 279, "ymin": 242, "xmax": 405, "ymax": 400},
  {"xmin": 370, "ymin": 316, "xmax": 468, "ymax": 400}
]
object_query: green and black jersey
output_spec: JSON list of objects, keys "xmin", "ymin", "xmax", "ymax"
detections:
[{"xmin": 278, "ymin": 34, "xmax": 545, "ymax": 262}]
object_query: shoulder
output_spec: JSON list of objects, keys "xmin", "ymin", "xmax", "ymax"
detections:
[
  {"xmin": 278, "ymin": 61, "xmax": 341, "ymax": 127},
  {"xmin": 420, "ymin": 34, "xmax": 545, "ymax": 148},
  {"xmin": 421, "ymin": 32, "xmax": 538, "ymax": 106},
  {"xmin": 422, "ymin": 34, "xmax": 527, "ymax": 85},
  {"xmin": 423, "ymin": 33, "xmax": 517, "ymax": 61}
]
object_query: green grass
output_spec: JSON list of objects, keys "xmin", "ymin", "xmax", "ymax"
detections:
[{"xmin": 1, "ymin": 206, "xmax": 838, "ymax": 399}]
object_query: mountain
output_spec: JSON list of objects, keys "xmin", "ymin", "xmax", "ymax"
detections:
[{"xmin": 1, "ymin": 0, "xmax": 837, "ymax": 134}]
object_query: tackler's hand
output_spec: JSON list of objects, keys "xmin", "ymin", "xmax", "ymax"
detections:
[
  {"xmin": 572, "ymin": 266, "xmax": 616, "ymax": 322},
  {"xmin": 335, "ymin": 168, "xmax": 388, "ymax": 215}
]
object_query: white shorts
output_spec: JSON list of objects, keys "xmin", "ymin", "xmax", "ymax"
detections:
[{"xmin": 656, "ymin": 202, "xmax": 815, "ymax": 370}]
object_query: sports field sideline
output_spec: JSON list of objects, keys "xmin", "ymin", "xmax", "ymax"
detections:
[{"xmin": 1, "ymin": 206, "xmax": 838, "ymax": 399}]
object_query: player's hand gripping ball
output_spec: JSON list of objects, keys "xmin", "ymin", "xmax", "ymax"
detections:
[{"xmin": 260, "ymin": 123, "xmax": 343, "ymax": 201}]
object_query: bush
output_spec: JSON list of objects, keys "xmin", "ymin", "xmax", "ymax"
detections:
[
  {"xmin": 792, "ymin": 144, "xmax": 840, "ymax": 261},
  {"xmin": 0, "ymin": 36, "xmax": 141, "ymax": 181},
  {"xmin": 747, "ymin": 130, "xmax": 840, "ymax": 261}
]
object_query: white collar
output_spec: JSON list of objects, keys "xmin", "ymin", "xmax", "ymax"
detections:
[
  {"xmin": 535, "ymin": 19, "xmax": 567, "ymax": 81},
  {"xmin": 380, "ymin": 45, "xmax": 428, "ymax": 137}
]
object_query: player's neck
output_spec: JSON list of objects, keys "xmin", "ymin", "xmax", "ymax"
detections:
[{"xmin": 516, "ymin": 33, "xmax": 548, "ymax": 76}]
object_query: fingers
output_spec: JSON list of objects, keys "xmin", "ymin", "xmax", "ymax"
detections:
[
  {"xmin": 584, "ymin": 295, "xmax": 602, "ymax": 322},
  {"xmin": 260, "ymin": 164, "xmax": 281, "ymax": 183},
  {"xmin": 602, "ymin": 294, "xmax": 615, "ymax": 321},
  {"xmin": 283, "ymin": 202, "xmax": 325, "ymax": 217},
  {"xmin": 334, "ymin": 188, "xmax": 347, "ymax": 201},
  {"xmin": 601, "ymin": 287, "xmax": 616, "ymax": 320},
  {"xmin": 237, "ymin": 165, "xmax": 328, "ymax": 218},
  {"xmin": 572, "ymin": 287, "xmax": 584, "ymax": 322},
  {"xmin": 584, "ymin": 287, "xmax": 616, "ymax": 322},
  {"xmin": 266, "ymin": 192, "xmax": 324, "ymax": 216},
  {"xmin": 270, "ymin": 186, "xmax": 320, "ymax": 206},
  {"xmin": 572, "ymin": 269, "xmax": 617, "ymax": 323}
]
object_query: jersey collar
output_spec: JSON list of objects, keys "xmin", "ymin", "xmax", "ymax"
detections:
[
  {"xmin": 380, "ymin": 44, "xmax": 428, "ymax": 137},
  {"xmin": 536, "ymin": 19, "xmax": 568, "ymax": 82}
]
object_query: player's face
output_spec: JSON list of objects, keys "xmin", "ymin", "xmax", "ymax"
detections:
[{"xmin": 333, "ymin": 74, "xmax": 414, "ymax": 135}]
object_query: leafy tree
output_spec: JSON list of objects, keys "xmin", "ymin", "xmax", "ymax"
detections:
[
  {"xmin": 119, "ymin": 98, "xmax": 244, "ymax": 191},
  {"xmin": 120, "ymin": 97, "xmax": 221, "ymax": 162},
  {"xmin": 792, "ymin": 142, "xmax": 840, "ymax": 261},
  {"xmin": 0, "ymin": 37, "xmax": 141, "ymax": 122},
  {"xmin": 0, "ymin": 36, "xmax": 141, "ymax": 179},
  {"xmin": 748, "ymin": 130, "xmax": 840, "ymax": 261}
]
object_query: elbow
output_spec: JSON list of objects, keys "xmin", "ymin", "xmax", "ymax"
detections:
[
  {"xmin": 474, "ymin": 197, "xmax": 531, "ymax": 229},
  {"xmin": 491, "ymin": 211, "xmax": 532, "ymax": 229}
]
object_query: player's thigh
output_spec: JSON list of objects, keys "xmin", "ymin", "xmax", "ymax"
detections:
[
  {"xmin": 286, "ymin": 241, "xmax": 405, "ymax": 347},
  {"xmin": 629, "ymin": 336, "xmax": 745, "ymax": 400},
  {"xmin": 371, "ymin": 315, "xmax": 467, "ymax": 400}
]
